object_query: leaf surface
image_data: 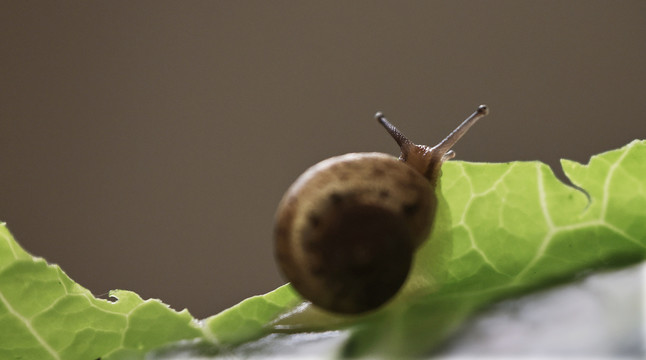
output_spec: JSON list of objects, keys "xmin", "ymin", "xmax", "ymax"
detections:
[{"xmin": 0, "ymin": 226, "xmax": 201, "ymax": 360}]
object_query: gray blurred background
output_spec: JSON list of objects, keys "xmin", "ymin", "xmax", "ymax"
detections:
[{"xmin": 1, "ymin": 1, "xmax": 645, "ymax": 318}]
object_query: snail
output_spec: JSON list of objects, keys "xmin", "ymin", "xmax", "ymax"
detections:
[{"xmin": 274, "ymin": 105, "xmax": 489, "ymax": 314}]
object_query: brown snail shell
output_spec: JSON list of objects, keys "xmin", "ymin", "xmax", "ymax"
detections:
[{"xmin": 274, "ymin": 105, "xmax": 489, "ymax": 314}]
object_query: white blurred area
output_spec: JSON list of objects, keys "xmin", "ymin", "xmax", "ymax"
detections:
[
  {"xmin": 163, "ymin": 263, "xmax": 645, "ymax": 359},
  {"xmin": 439, "ymin": 262, "xmax": 645, "ymax": 358}
]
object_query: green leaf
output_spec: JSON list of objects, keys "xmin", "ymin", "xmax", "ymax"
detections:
[
  {"xmin": 1, "ymin": 140, "xmax": 644, "ymax": 359},
  {"xmin": 0, "ymin": 226, "xmax": 202, "ymax": 360},
  {"xmin": 201, "ymin": 283, "xmax": 301, "ymax": 345},
  {"xmin": 213, "ymin": 139, "xmax": 646, "ymax": 358}
]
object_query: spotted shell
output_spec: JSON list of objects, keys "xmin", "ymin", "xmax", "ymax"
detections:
[{"xmin": 274, "ymin": 152, "xmax": 435, "ymax": 314}]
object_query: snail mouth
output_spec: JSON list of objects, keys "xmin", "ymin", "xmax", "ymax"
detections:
[{"xmin": 300, "ymin": 203, "xmax": 414, "ymax": 314}]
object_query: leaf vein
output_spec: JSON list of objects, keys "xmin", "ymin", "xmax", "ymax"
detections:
[
  {"xmin": 0, "ymin": 290, "xmax": 60, "ymax": 360},
  {"xmin": 601, "ymin": 142, "xmax": 632, "ymax": 220},
  {"xmin": 455, "ymin": 164, "xmax": 519, "ymax": 276},
  {"xmin": 513, "ymin": 164, "xmax": 555, "ymax": 280}
]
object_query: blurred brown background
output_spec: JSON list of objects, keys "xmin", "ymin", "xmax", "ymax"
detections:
[{"xmin": 1, "ymin": 1, "xmax": 645, "ymax": 318}]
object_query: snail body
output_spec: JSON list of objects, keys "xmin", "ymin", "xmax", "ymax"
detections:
[{"xmin": 274, "ymin": 105, "xmax": 489, "ymax": 314}]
